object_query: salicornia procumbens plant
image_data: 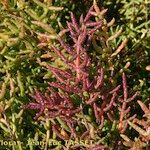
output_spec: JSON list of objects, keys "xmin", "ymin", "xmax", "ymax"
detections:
[{"xmin": 22, "ymin": 1, "xmax": 140, "ymax": 149}]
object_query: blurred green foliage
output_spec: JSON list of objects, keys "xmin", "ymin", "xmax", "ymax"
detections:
[{"xmin": 101, "ymin": 0, "xmax": 150, "ymax": 102}]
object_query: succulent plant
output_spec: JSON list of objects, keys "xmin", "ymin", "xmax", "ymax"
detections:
[
  {"xmin": 121, "ymin": 100, "xmax": 150, "ymax": 149},
  {"xmin": 22, "ymin": 2, "xmax": 140, "ymax": 149},
  {"xmin": 0, "ymin": 0, "xmax": 149, "ymax": 149}
]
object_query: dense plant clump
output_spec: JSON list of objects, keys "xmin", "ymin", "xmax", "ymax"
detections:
[
  {"xmin": 101, "ymin": 0, "xmax": 150, "ymax": 102},
  {"xmin": 0, "ymin": 0, "xmax": 149, "ymax": 149},
  {"xmin": 23, "ymin": 1, "xmax": 149, "ymax": 149},
  {"xmin": 121, "ymin": 100, "xmax": 150, "ymax": 149},
  {"xmin": 0, "ymin": 0, "xmax": 70, "ymax": 149}
]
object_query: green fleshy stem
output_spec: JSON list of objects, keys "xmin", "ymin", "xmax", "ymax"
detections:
[{"xmin": 17, "ymin": 71, "xmax": 25, "ymax": 97}]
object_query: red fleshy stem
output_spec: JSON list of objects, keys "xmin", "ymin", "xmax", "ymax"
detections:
[
  {"xmin": 118, "ymin": 73, "xmax": 138, "ymax": 133},
  {"xmin": 122, "ymin": 72, "xmax": 128, "ymax": 101}
]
